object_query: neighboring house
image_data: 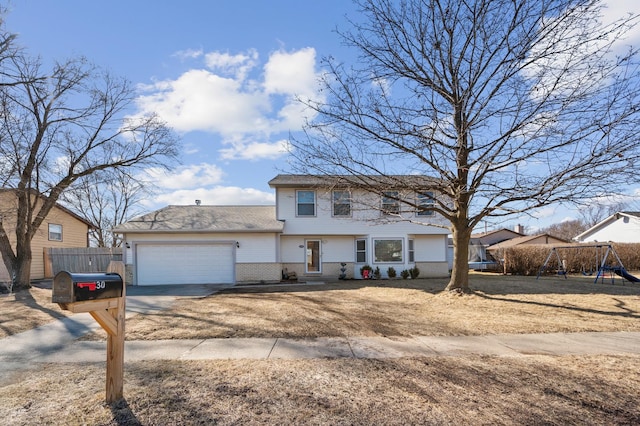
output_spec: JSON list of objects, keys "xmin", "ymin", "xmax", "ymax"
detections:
[
  {"xmin": 114, "ymin": 174, "xmax": 451, "ymax": 286},
  {"xmin": 472, "ymin": 227, "xmax": 525, "ymax": 247},
  {"xmin": 573, "ymin": 212, "xmax": 640, "ymax": 243},
  {"xmin": 0, "ymin": 189, "xmax": 94, "ymax": 282},
  {"xmin": 486, "ymin": 233, "xmax": 568, "ymax": 254},
  {"xmin": 447, "ymin": 227, "xmax": 525, "ymax": 270}
]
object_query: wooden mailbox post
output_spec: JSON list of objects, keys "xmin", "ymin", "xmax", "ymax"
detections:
[{"xmin": 52, "ymin": 262, "xmax": 126, "ymax": 403}]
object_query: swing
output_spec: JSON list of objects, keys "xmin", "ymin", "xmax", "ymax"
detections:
[{"xmin": 581, "ymin": 246, "xmax": 600, "ymax": 276}]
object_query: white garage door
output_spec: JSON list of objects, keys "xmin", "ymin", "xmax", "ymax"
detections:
[{"xmin": 136, "ymin": 243, "xmax": 234, "ymax": 285}]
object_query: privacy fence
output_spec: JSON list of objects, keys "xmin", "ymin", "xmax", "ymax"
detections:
[{"xmin": 44, "ymin": 247, "xmax": 123, "ymax": 278}]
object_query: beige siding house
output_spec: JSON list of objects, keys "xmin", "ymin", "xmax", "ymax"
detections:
[{"xmin": 0, "ymin": 190, "xmax": 94, "ymax": 281}]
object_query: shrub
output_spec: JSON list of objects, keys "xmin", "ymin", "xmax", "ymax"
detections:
[
  {"xmin": 498, "ymin": 243, "xmax": 640, "ymax": 276},
  {"xmin": 400, "ymin": 269, "xmax": 410, "ymax": 279},
  {"xmin": 373, "ymin": 266, "xmax": 381, "ymax": 279},
  {"xmin": 387, "ymin": 266, "xmax": 397, "ymax": 278},
  {"xmin": 360, "ymin": 264, "xmax": 373, "ymax": 278},
  {"xmin": 409, "ymin": 267, "xmax": 420, "ymax": 279}
]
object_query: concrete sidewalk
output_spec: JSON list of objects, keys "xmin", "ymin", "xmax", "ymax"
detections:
[{"xmin": 2, "ymin": 331, "xmax": 640, "ymax": 364}]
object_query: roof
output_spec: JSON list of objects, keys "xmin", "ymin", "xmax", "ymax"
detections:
[
  {"xmin": 487, "ymin": 234, "xmax": 568, "ymax": 251},
  {"xmin": 574, "ymin": 211, "xmax": 640, "ymax": 241},
  {"xmin": 470, "ymin": 228, "xmax": 524, "ymax": 244},
  {"xmin": 112, "ymin": 205, "xmax": 283, "ymax": 234},
  {"xmin": 268, "ymin": 174, "xmax": 441, "ymax": 189},
  {"xmin": 0, "ymin": 188, "xmax": 97, "ymax": 229}
]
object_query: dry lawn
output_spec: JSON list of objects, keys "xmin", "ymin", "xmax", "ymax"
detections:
[
  {"xmin": 80, "ymin": 273, "xmax": 640, "ymax": 341},
  {"xmin": 1, "ymin": 273, "xmax": 640, "ymax": 425},
  {"xmin": 1, "ymin": 356, "xmax": 639, "ymax": 425},
  {"xmin": 0, "ymin": 286, "xmax": 71, "ymax": 338}
]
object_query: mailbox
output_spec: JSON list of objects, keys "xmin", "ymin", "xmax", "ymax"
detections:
[{"xmin": 53, "ymin": 271, "xmax": 123, "ymax": 304}]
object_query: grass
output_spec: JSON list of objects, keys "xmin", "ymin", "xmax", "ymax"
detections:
[
  {"xmin": 1, "ymin": 272, "xmax": 639, "ymax": 425},
  {"xmin": 0, "ymin": 285, "xmax": 71, "ymax": 338},
  {"xmin": 86, "ymin": 273, "xmax": 640, "ymax": 340}
]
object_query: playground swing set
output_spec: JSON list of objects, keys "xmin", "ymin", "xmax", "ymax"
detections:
[{"xmin": 537, "ymin": 244, "xmax": 640, "ymax": 284}]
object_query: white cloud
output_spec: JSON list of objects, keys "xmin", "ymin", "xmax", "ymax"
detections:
[
  {"xmin": 523, "ymin": 2, "xmax": 640, "ymax": 103},
  {"xmin": 204, "ymin": 49, "xmax": 259, "ymax": 80},
  {"xmin": 532, "ymin": 206, "xmax": 557, "ymax": 220},
  {"xmin": 134, "ymin": 47, "xmax": 321, "ymax": 161},
  {"xmin": 601, "ymin": 1, "xmax": 640, "ymax": 47},
  {"xmin": 152, "ymin": 186, "xmax": 275, "ymax": 206},
  {"xmin": 172, "ymin": 48, "xmax": 203, "ymax": 61},
  {"xmin": 263, "ymin": 48, "xmax": 317, "ymax": 96},
  {"xmin": 136, "ymin": 69, "xmax": 270, "ymax": 135},
  {"xmin": 219, "ymin": 139, "xmax": 291, "ymax": 161},
  {"xmin": 141, "ymin": 163, "xmax": 225, "ymax": 190}
]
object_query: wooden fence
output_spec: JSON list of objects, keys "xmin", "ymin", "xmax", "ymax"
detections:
[{"xmin": 44, "ymin": 247, "xmax": 123, "ymax": 278}]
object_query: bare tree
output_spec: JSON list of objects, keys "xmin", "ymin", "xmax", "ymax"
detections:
[
  {"xmin": 539, "ymin": 220, "xmax": 587, "ymax": 241},
  {"xmin": 579, "ymin": 201, "xmax": 630, "ymax": 228},
  {"xmin": 0, "ymin": 27, "xmax": 179, "ymax": 290},
  {"xmin": 60, "ymin": 169, "xmax": 149, "ymax": 248},
  {"xmin": 290, "ymin": 0, "xmax": 640, "ymax": 292}
]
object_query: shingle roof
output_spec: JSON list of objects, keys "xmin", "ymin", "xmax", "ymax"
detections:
[
  {"xmin": 0, "ymin": 188, "xmax": 97, "ymax": 229},
  {"xmin": 487, "ymin": 234, "xmax": 567, "ymax": 250},
  {"xmin": 268, "ymin": 174, "xmax": 440, "ymax": 189},
  {"xmin": 112, "ymin": 205, "xmax": 283, "ymax": 233},
  {"xmin": 471, "ymin": 228, "xmax": 523, "ymax": 240}
]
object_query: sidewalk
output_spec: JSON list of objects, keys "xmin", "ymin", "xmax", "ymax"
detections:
[{"xmin": 4, "ymin": 331, "xmax": 640, "ymax": 364}]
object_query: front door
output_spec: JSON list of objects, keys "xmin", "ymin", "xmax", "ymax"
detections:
[{"xmin": 306, "ymin": 240, "xmax": 321, "ymax": 273}]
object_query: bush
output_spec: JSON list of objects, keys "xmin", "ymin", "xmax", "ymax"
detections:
[
  {"xmin": 360, "ymin": 264, "xmax": 372, "ymax": 275},
  {"xmin": 373, "ymin": 266, "xmax": 381, "ymax": 279},
  {"xmin": 409, "ymin": 267, "xmax": 420, "ymax": 279},
  {"xmin": 387, "ymin": 266, "xmax": 397, "ymax": 278},
  {"xmin": 497, "ymin": 243, "xmax": 640, "ymax": 276},
  {"xmin": 400, "ymin": 269, "xmax": 410, "ymax": 279}
]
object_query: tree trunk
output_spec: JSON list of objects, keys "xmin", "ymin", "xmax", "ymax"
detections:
[
  {"xmin": 12, "ymin": 255, "xmax": 32, "ymax": 291},
  {"xmin": 445, "ymin": 224, "xmax": 472, "ymax": 293},
  {"xmin": 11, "ymin": 236, "xmax": 33, "ymax": 291}
]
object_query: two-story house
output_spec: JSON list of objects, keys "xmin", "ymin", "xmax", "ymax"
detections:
[
  {"xmin": 0, "ymin": 189, "xmax": 95, "ymax": 282},
  {"xmin": 113, "ymin": 174, "xmax": 450, "ymax": 286}
]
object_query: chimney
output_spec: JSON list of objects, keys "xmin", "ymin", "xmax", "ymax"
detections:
[{"xmin": 514, "ymin": 224, "xmax": 525, "ymax": 234}]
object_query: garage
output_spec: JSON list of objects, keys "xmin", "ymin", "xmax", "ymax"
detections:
[{"xmin": 136, "ymin": 242, "xmax": 235, "ymax": 285}]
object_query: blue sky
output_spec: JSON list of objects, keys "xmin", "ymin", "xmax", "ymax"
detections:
[{"xmin": 4, "ymin": 1, "xmax": 640, "ymax": 233}]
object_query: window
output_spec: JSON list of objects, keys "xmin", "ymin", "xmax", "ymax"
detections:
[
  {"xmin": 356, "ymin": 239, "xmax": 367, "ymax": 263},
  {"xmin": 296, "ymin": 190, "xmax": 316, "ymax": 216},
  {"xmin": 417, "ymin": 192, "xmax": 435, "ymax": 216},
  {"xmin": 48, "ymin": 224, "xmax": 63, "ymax": 241},
  {"xmin": 382, "ymin": 191, "xmax": 400, "ymax": 215},
  {"xmin": 408, "ymin": 239, "xmax": 415, "ymax": 262},
  {"xmin": 374, "ymin": 239, "xmax": 403, "ymax": 262},
  {"xmin": 333, "ymin": 190, "xmax": 351, "ymax": 216}
]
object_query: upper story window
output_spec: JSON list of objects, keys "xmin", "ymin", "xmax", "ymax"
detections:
[
  {"xmin": 296, "ymin": 190, "xmax": 316, "ymax": 216},
  {"xmin": 382, "ymin": 191, "xmax": 400, "ymax": 215},
  {"xmin": 417, "ymin": 192, "xmax": 435, "ymax": 216},
  {"xmin": 332, "ymin": 190, "xmax": 351, "ymax": 216},
  {"xmin": 48, "ymin": 223, "xmax": 63, "ymax": 241}
]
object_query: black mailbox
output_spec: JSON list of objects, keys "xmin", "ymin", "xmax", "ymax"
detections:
[{"xmin": 53, "ymin": 271, "xmax": 123, "ymax": 304}]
